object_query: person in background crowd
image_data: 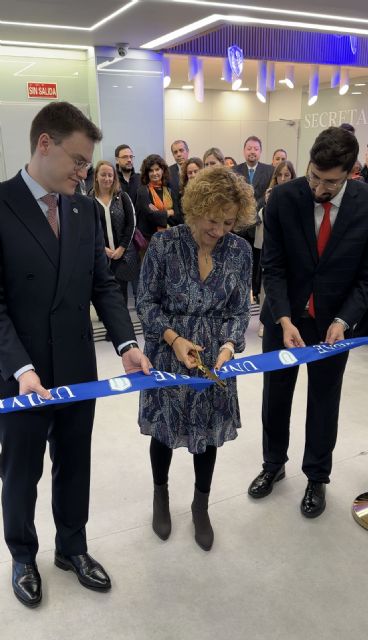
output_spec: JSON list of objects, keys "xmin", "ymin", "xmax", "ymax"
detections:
[
  {"xmin": 235, "ymin": 136, "xmax": 274, "ymax": 301},
  {"xmin": 248, "ymin": 127, "xmax": 368, "ymax": 519},
  {"xmin": 0, "ymin": 101, "xmax": 150, "ymax": 608},
  {"xmin": 136, "ymin": 154, "xmax": 182, "ymax": 243},
  {"xmin": 340, "ymin": 122, "xmax": 355, "ymax": 134},
  {"xmin": 169, "ymin": 139, "xmax": 189, "ymax": 195},
  {"xmin": 75, "ymin": 165, "xmax": 94, "ymax": 196},
  {"xmin": 91, "ymin": 160, "xmax": 140, "ymax": 306},
  {"xmin": 203, "ymin": 147, "xmax": 225, "ymax": 167},
  {"xmin": 360, "ymin": 146, "xmax": 368, "ymax": 183},
  {"xmin": 272, "ymin": 149, "xmax": 287, "ymax": 167},
  {"xmin": 255, "ymin": 160, "xmax": 297, "ymax": 337},
  {"xmin": 349, "ymin": 160, "xmax": 364, "ymax": 181},
  {"xmin": 225, "ymin": 156, "xmax": 237, "ymax": 168},
  {"xmin": 179, "ymin": 156, "xmax": 204, "ymax": 194},
  {"xmin": 137, "ymin": 166, "xmax": 255, "ymax": 551},
  {"xmin": 115, "ymin": 144, "xmax": 141, "ymax": 205}
]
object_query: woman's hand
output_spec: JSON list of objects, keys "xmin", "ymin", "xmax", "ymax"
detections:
[
  {"xmin": 214, "ymin": 347, "xmax": 233, "ymax": 371},
  {"xmin": 167, "ymin": 208, "xmax": 174, "ymax": 217},
  {"xmin": 111, "ymin": 246, "xmax": 125, "ymax": 260},
  {"xmin": 105, "ymin": 247, "xmax": 114, "ymax": 258},
  {"xmin": 149, "ymin": 203, "xmax": 159, "ymax": 212},
  {"xmin": 172, "ymin": 337, "xmax": 204, "ymax": 370}
]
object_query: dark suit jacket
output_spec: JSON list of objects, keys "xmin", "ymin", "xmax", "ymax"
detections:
[
  {"xmin": 0, "ymin": 173, "xmax": 136, "ymax": 398},
  {"xmin": 235, "ymin": 161, "xmax": 274, "ymax": 207},
  {"xmin": 260, "ymin": 177, "xmax": 368, "ymax": 337},
  {"xmin": 168, "ymin": 163, "xmax": 180, "ymax": 195}
]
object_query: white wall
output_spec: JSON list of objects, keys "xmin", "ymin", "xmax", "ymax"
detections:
[{"xmin": 165, "ymin": 88, "xmax": 301, "ymax": 168}]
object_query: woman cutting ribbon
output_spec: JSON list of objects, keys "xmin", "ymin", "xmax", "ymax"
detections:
[{"xmin": 136, "ymin": 166, "xmax": 255, "ymax": 550}]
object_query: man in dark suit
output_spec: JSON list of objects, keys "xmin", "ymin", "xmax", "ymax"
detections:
[
  {"xmin": 0, "ymin": 102, "xmax": 150, "ymax": 607},
  {"xmin": 168, "ymin": 139, "xmax": 189, "ymax": 196},
  {"xmin": 235, "ymin": 136, "xmax": 274, "ymax": 296},
  {"xmin": 248, "ymin": 127, "xmax": 368, "ymax": 517}
]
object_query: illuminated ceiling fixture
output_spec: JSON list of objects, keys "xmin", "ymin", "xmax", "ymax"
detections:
[
  {"xmin": 308, "ymin": 64, "xmax": 319, "ymax": 106},
  {"xmin": 267, "ymin": 62, "xmax": 276, "ymax": 91},
  {"xmin": 162, "ymin": 56, "xmax": 171, "ymax": 88},
  {"xmin": 222, "ymin": 57, "xmax": 232, "ymax": 83},
  {"xmin": 284, "ymin": 64, "xmax": 295, "ymax": 88},
  {"xmin": 256, "ymin": 60, "xmax": 267, "ymax": 103},
  {"xmin": 232, "ymin": 76, "xmax": 242, "ymax": 90},
  {"xmin": 330, "ymin": 66, "xmax": 341, "ymax": 88},
  {"xmin": 339, "ymin": 68, "xmax": 350, "ymax": 95}
]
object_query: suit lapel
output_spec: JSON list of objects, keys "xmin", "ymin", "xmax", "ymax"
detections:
[
  {"xmin": 4, "ymin": 173, "xmax": 59, "ymax": 268},
  {"xmin": 52, "ymin": 195, "xmax": 81, "ymax": 310},
  {"xmin": 297, "ymin": 180, "xmax": 319, "ymax": 264}
]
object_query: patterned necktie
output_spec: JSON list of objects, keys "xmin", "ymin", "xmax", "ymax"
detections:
[
  {"xmin": 41, "ymin": 194, "xmax": 59, "ymax": 238},
  {"xmin": 308, "ymin": 201, "xmax": 332, "ymax": 318},
  {"xmin": 248, "ymin": 168, "xmax": 255, "ymax": 184}
]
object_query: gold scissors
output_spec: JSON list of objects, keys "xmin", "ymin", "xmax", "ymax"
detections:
[{"xmin": 190, "ymin": 344, "xmax": 226, "ymax": 389}]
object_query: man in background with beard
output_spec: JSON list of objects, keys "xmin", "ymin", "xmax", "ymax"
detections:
[{"xmin": 248, "ymin": 127, "xmax": 368, "ymax": 518}]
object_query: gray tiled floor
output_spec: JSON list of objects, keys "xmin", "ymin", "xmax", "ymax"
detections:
[{"xmin": 1, "ymin": 315, "xmax": 367, "ymax": 639}]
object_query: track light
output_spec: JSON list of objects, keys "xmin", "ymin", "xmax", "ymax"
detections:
[
  {"xmin": 267, "ymin": 62, "xmax": 276, "ymax": 91},
  {"xmin": 308, "ymin": 65, "xmax": 319, "ymax": 106},
  {"xmin": 162, "ymin": 57, "xmax": 171, "ymax": 88},
  {"xmin": 331, "ymin": 66, "xmax": 341, "ymax": 89},
  {"xmin": 256, "ymin": 60, "xmax": 267, "ymax": 103},
  {"xmin": 232, "ymin": 76, "xmax": 242, "ymax": 90},
  {"xmin": 339, "ymin": 68, "xmax": 350, "ymax": 95}
]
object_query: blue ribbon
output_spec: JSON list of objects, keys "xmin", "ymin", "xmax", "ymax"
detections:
[{"xmin": 1, "ymin": 337, "xmax": 367, "ymax": 415}]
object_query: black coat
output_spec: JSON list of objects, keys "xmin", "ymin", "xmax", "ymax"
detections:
[
  {"xmin": 0, "ymin": 172, "xmax": 136, "ymax": 397},
  {"xmin": 136, "ymin": 184, "xmax": 183, "ymax": 240},
  {"xmin": 117, "ymin": 168, "xmax": 141, "ymax": 205},
  {"xmin": 260, "ymin": 177, "xmax": 368, "ymax": 337},
  {"xmin": 168, "ymin": 163, "xmax": 180, "ymax": 196},
  {"xmin": 235, "ymin": 161, "xmax": 274, "ymax": 207}
]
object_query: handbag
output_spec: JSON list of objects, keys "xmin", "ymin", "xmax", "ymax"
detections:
[{"xmin": 132, "ymin": 227, "xmax": 149, "ymax": 252}]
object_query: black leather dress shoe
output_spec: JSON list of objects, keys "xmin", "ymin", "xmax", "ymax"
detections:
[
  {"xmin": 54, "ymin": 552, "xmax": 111, "ymax": 591},
  {"xmin": 248, "ymin": 466, "xmax": 286, "ymax": 499},
  {"xmin": 12, "ymin": 561, "xmax": 42, "ymax": 608},
  {"xmin": 300, "ymin": 481, "xmax": 326, "ymax": 518}
]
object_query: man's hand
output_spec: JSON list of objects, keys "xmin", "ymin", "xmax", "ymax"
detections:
[
  {"xmin": 105, "ymin": 247, "xmax": 114, "ymax": 258},
  {"xmin": 325, "ymin": 322, "xmax": 345, "ymax": 345},
  {"xmin": 121, "ymin": 348, "xmax": 152, "ymax": 375},
  {"xmin": 280, "ymin": 317, "xmax": 305, "ymax": 348},
  {"xmin": 111, "ymin": 246, "xmax": 125, "ymax": 260},
  {"xmin": 18, "ymin": 370, "xmax": 52, "ymax": 399}
]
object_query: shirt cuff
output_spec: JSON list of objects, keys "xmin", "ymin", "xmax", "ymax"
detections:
[
  {"xmin": 117, "ymin": 340, "xmax": 138, "ymax": 355},
  {"xmin": 14, "ymin": 364, "xmax": 34, "ymax": 380},
  {"xmin": 333, "ymin": 317, "xmax": 349, "ymax": 331}
]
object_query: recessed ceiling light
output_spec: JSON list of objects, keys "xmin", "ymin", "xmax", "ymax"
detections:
[
  {"xmin": 355, "ymin": 83, "xmax": 366, "ymax": 86},
  {"xmin": 220, "ymin": 76, "xmax": 225, "ymax": 80},
  {"xmin": 127, "ymin": 85, "xmax": 133, "ymax": 89},
  {"xmin": 112, "ymin": 85, "xmax": 119, "ymax": 88},
  {"xmin": 351, "ymin": 91, "xmax": 362, "ymax": 95},
  {"xmin": 182, "ymin": 84, "xmax": 194, "ymax": 89},
  {"xmin": 238, "ymin": 87, "xmax": 250, "ymax": 91}
]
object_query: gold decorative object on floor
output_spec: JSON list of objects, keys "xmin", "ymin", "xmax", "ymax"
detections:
[{"xmin": 352, "ymin": 492, "xmax": 368, "ymax": 530}]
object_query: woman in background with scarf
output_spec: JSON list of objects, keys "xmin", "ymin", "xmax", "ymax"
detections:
[{"xmin": 136, "ymin": 154, "xmax": 182, "ymax": 243}]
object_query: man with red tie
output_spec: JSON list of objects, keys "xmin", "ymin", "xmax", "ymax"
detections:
[{"xmin": 248, "ymin": 127, "xmax": 368, "ymax": 517}]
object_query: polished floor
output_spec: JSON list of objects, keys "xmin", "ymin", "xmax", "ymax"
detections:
[{"xmin": 0, "ymin": 314, "xmax": 367, "ymax": 640}]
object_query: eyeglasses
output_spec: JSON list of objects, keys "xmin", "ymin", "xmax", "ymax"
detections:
[
  {"xmin": 58, "ymin": 144, "xmax": 92, "ymax": 172},
  {"xmin": 118, "ymin": 155, "xmax": 135, "ymax": 161},
  {"xmin": 306, "ymin": 173, "xmax": 346, "ymax": 192}
]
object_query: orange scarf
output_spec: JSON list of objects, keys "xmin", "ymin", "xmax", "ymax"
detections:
[{"xmin": 148, "ymin": 184, "xmax": 173, "ymax": 231}]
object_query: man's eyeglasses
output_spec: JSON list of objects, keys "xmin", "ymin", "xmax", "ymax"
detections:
[
  {"xmin": 306, "ymin": 173, "xmax": 346, "ymax": 192},
  {"xmin": 58, "ymin": 144, "xmax": 92, "ymax": 172},
  {"xmin": 118, "ymin": 155, "xmax": 135, "ymax": 161}
]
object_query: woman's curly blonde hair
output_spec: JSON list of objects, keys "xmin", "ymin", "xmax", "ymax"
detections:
[{"xmin": 182, "ymin": 166, "xmax": 256, "ymax": 232}]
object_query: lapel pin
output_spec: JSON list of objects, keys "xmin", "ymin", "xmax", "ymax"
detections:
[{"xmin": 72, "ymin": 208, "xmax": 78, "ymax": 213}]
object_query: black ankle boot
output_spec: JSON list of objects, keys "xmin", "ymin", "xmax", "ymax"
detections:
[
  {"xmin": 191, "ymin": 486, "xmax": 214, "ymax": 551},
  {"xmin": 152, "ymin": 483, "xmax": 171, "ymax": 540}
]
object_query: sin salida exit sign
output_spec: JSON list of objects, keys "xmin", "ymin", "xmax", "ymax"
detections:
[{"xmin": 27, "ymin": 82, "xmax": 58, "ymax": 99}]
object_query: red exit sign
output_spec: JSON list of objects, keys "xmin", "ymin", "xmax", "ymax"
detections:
[{"xmin": 27, "ymin": 82, "xmax": 58, "ymax": 99}]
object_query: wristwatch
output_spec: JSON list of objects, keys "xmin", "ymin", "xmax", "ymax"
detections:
[
  {"xmin": 119, "ymin": 342, "xmax": 139, "ymax": 355},
  {"xmin": 333, "ymin": 318, "xmax": 349, "ymax": 331}
]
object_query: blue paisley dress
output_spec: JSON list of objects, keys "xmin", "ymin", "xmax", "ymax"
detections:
[{"xmin": 136, "ymin": 224, "xmax": 252, "ymax": 454}]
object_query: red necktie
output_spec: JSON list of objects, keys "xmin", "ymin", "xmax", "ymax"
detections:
[
  {"xmin": 41, "ymin": 194, "xmax": 59, "ymax": 238},
  {"xmin": 308, "ymin": 201, "xmax": 332, "ymax": 318}
]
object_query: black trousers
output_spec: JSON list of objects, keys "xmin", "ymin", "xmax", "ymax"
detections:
[
  {"xmin": 262, "ymin": 318, "xmax": 348, "ymax": 483},
  {"xmin": 0, "ymin": 400, "xmax": 95, "ymax": 563},
  {"xmin": 150, "ymin": 437, "xmax": 217, "ymax": 494}
]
